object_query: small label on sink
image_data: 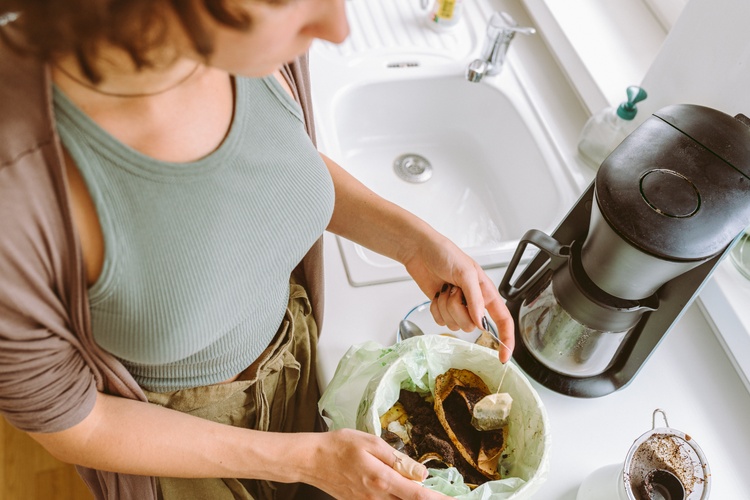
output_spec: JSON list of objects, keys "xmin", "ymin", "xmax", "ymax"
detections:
[{"xmin": 386, "ymin": 61, "xmax": 421, "ymax": 68}]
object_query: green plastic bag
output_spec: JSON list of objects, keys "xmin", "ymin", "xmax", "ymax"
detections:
[{"xmin": 319, "ymin": 335, "xmax": 551, "ymax": 499}]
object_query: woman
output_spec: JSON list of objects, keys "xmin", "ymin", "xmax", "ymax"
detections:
[{"xmin": 0, "ymin": 1, "xmax": 514, "ymax": 498}]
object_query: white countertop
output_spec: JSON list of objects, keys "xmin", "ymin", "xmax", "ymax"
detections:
[
  {"xmin": 698, "ymin": 258, "xmax": 750, "ymax": 395},
  {"xmin": 316, "ymin": 232, "xmax": 750, "ymax": 498}
]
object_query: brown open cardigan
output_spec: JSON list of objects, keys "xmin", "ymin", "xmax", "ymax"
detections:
[{"xmin": 0, "ymin": 29, "xmax": 325, "ymax": 499}]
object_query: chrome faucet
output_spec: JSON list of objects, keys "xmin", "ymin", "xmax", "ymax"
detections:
[{"xmin": 466, "ymin": 12, "xmax": 535, "ymax": 82}]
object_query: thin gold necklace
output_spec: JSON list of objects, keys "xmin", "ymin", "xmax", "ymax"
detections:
[{"xmin": 54, "ymin": 62, "xmax": 201, "ymax": 98}]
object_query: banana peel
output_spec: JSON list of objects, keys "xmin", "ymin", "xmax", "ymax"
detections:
[
  {"xmin": 434, "ymin": 368, "xmax": 507, "ymax": 480},
  {"xmin": 380, "ymin": 400, "xmax": 410, "ymax": 429},
  {"xmin": 380, "ymin": 401, "xmax": 412, "ymax": 445}
]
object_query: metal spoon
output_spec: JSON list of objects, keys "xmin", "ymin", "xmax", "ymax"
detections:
[
  {"xmin": 400, "ymin": 316, "xmax": 497, "ymax": 343},
  {"xmin": 398, "ymin": 320, "xmax": 425, "ymax": 341}
]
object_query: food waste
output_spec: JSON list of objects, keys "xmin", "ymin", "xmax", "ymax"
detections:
[{"xmin": 379, "ymin": 368, "xmax": 512, "ymax": 487}]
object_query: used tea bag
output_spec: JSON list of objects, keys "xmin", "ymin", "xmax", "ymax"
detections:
[
  {"xmin": 471, "ymin": 341, "xmax": 513, "ymax": 432},
  {"xmin": 471, "ymin": 392, "xmax": 513, "ymax": 431}
]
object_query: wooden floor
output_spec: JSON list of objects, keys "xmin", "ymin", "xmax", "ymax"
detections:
[{"xmin": 1, "ymin": 417, "xmax": 93, "ymax": 500}]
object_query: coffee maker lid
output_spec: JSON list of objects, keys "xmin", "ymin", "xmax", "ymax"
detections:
[
  {"xmin": 655, "ymin": 105, "xmax": 750, "ymax": 179},
  {"xmin": 596, "ymin": 104, "xmax": 750, "ymax": 261}
]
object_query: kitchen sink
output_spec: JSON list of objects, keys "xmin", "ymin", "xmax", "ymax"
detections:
[{"xmin": 310, "ymin": 0, "xmax": 581, "ymax": 286}]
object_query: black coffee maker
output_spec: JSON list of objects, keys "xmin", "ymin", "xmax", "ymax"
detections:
[{"xmin": 499, "ymin": 104, "xmax": 750, "ymax": 397}]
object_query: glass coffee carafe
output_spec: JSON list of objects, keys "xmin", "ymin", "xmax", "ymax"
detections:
[{"xmin": 518, "ymin": 277, "xmax": 633, "ymax": 378}]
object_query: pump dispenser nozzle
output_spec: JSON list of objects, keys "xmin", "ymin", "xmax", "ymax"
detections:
[
  {"xmin": 577, "ymin": 86, "xmax": 649, "ymax": 168},
  {"xmin": 617, "ymin": 86, "xmax": 648, "ymax": 120}
]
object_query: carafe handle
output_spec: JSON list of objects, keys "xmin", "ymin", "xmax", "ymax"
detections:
[{"xmin": 499, "ymin": 229, "xmax": 570, "ymax": 300}]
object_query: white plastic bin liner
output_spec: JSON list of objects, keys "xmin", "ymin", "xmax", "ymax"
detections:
[{"xmin": 319, "ymin": 335, "xmax": 551, "ymax": 499}]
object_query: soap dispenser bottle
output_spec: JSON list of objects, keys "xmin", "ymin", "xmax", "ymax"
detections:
[{"xmin": 577, "ymin": 86, "xmax": 648, "ymax": 168}]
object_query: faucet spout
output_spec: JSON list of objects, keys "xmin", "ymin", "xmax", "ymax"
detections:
[
  {"xmin": 466, "ymin": 59, "xmax": 489, "ymax": 83},
  {"xmin": 466, "ymin": 11, "xmax": 535, "ymax": 83}
]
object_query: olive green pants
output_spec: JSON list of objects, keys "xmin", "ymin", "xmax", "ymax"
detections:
[{"xmin": 144, "ymin": 279, "xmax": 329, "ymax": 500}]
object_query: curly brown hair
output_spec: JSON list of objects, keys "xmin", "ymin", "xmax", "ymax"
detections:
[{"xmin": 0, "ymin": 0, "xmax": 284, "ymax": 82}]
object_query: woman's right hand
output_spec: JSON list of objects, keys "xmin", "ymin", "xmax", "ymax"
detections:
[{"xmin": 298, "ymin": 428, "xmax": 449, "ymax": 499}]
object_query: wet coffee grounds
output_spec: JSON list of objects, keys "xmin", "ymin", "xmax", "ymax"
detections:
[{"xmin": 394, "ymin": 389, "xmax": 487, "ymax": 485}]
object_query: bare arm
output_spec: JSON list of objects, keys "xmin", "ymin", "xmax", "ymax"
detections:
[{"xmin": 29, "ymin": 392, "xmax": 438, "ymax": 499}]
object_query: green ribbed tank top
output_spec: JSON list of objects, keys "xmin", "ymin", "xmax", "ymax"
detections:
[{"xmin": 53, "ymin": 76, "xmax": 334, "ymax": 392}]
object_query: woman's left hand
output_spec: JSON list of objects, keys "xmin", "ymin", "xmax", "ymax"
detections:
[{"xmin": 401, "ymin": 232, "xmax": 515, "ymax": 363}]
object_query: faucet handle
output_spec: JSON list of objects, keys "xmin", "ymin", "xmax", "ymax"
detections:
[{"xmin": 488, "ymin": 11, "xmax": 536, "ymax": 38}]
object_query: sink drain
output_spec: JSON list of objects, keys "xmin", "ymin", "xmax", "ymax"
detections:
[{"xmin": 393, "ymin": 153, "xmax": 432, "ymax": 183}]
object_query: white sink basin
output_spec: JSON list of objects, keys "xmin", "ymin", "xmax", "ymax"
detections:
[{"xmin": 310, "ymin": 0, "xmax": 581, "ymax": 286}]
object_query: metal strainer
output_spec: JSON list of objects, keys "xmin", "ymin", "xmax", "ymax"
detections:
[{"xmin": 623, "ymin": 409, "xmax": 710, "ymax": 500}]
